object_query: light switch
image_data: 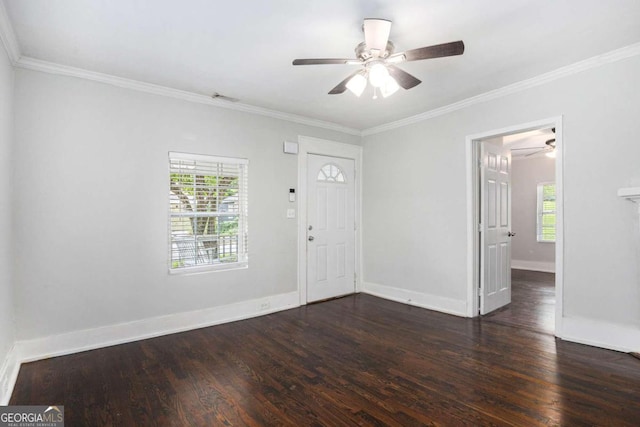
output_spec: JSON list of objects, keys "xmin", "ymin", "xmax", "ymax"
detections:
[{"xmin": 286, "ymin": 209, "xmax": 296, "ymax": 219}]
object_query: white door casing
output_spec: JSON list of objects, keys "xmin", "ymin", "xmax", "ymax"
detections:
[
  {"xmin": 306, "ymin": 154, "xmax": 356, "ymax": 302},
  {"xmin": 480, "ymin": 141, "xmax": 512, "ymax": 314}
]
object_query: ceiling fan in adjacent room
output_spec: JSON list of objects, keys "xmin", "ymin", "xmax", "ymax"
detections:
[
  {"xmin": 511, "ymin": 128, "xmax": 557, "ymax": 158},
  {"xmin": 292, "ymin": 18, "xmax": 465, "ymax": 99}
]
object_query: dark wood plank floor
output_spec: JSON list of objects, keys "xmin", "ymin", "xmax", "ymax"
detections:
[
  {"xmin": 482, "ymin": 269, "xmax": 555, "ymax": 334},
  {"xmin": 11, "ymin": 294, "xmax": 640, "ymax": 426}
]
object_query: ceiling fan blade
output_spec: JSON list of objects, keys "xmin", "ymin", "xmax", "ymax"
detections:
[
  {"xmin": 525, "ymin": 148, "xmax": 548, "ymax": 157},
  {"xmin": 393, "ymin": 40, "xmax": 465, "ymax": 62},
  {"xmin": 387, "ymin": 65, "xmax": 421, "ymax": 90},
  {"xmin": 293, "ymin": 58, "xmax": 360, "ymax": 65},
  {"xmin": 328, "ymin": 70, "xmax": 362, "ymax": 95},
  {"xmin": 511, "ymin": 147, "xmax": 546, "ymax": 151},
  {"xmin": 363, "ymin": 18, "xmax": 392, "ymax": 54}
]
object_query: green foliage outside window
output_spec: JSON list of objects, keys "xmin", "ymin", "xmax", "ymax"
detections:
[{"xmin": 538, "ymin": 183, "xmax": 556, "ymax": 242}]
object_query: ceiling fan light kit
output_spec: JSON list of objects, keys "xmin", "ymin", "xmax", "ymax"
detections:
[{"xmin": 292, "ymin": 18, "xmax": 465, "ymax": 99}]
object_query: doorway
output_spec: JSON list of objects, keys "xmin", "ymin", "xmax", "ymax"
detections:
[
  {"xmin": 483, "ymin": 128, "xmax": 557, "ymax": 333},
  {"xmin": 466, "ymin": 117, "xmax": 564, "ymax": 337}
]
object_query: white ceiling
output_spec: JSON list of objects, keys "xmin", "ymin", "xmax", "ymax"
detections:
[{"xmin": 3, "ymin": 0, "xmax": 640, "ymax": 131}]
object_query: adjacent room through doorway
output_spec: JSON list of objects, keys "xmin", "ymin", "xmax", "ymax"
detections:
[{"xmin": 483, "ymin": 127, "xmax": 556, "ymax": 333}]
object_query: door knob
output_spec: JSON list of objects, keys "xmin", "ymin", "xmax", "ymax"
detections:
[
  {"xmin": 507, "ymin": 231, "xmax": 516, "ymax": 237},
  {"xmin": 308, "ymin": 236, "xmax": 315, "ymax": 241}
]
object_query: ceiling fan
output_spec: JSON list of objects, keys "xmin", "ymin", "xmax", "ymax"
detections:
[
  {"xmin": 511, "ymin": 128, "xmax": 557, "ymax": 158},
  {"xmin": 292, "ymin": 18, "xmax": 465, "ymax": 98}
]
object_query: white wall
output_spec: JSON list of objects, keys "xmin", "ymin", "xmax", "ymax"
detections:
[
  {"xmin": 12, "ymin": 68, "xmax": 360, "ymax": 342},
  {"xmin": 511, "ymin": 156, "xmax": 555, "ymax": 270},
  {"xmin": 362, "ymin": 55, "xmax": 640, "ymax": 342},
  {"xmin": 0, "ymin": 42, "xmax": 15, "ymax": 398}
]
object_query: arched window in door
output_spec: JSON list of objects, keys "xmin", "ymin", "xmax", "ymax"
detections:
[{"xmin": 317, "ymin": 163, "xmax": 346, "ymax": 183}]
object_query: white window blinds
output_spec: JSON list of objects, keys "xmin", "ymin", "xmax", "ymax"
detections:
[{"xmin": 169, "ymin": 152, "xmax": 248, "ymax": 272}]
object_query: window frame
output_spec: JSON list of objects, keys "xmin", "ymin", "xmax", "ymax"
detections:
[
  {"xmin": 536, "ymin": 181, "xmax": 556, "ymax": 243},
  {"xmin": 168, "ymin": 152, "xmax": 248, "ymax": 274}
]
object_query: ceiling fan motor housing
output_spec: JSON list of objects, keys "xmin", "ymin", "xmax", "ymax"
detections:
[{"xmin": 355, "ymin": 41, "xmax": 395, "ymax": 61}]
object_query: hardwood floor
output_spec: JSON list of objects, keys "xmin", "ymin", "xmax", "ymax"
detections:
[
  {"xmin": 482, "ymin": 269, "xmax": 555, "ymax": 334},
  {"xmin": 10, "ymin": 294, "xmax": 640, "ymax": 426}
]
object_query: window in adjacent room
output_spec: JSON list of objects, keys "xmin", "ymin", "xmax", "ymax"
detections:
[
  {"xmin": 537, "ymin": 182, "xmax": 556, "ymax": 242},
  {"xmin": 169, "ymin": 152, "xmax": 248, "ymax": 272}
]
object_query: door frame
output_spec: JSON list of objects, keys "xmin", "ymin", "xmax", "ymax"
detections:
[
  {"xmin": 465, "ymin": 116, "xmax": 564, "ymax": 337},
  {"xmin": 297, "ymin": 136, "xmax": 362, "ymax": 305}
]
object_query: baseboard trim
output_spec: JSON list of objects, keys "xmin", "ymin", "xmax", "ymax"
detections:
[
  {"xmin": 511, "ymin": 260, "xmax": 555, "ymax": 273},
  {"xmin": 0, "ymin": 345, "xmax": 20, "ymax": 405},
  {"xmin": 362, "ymin": 281, "xmax": 467, "ymax": 317},
  {"xmin": 16, "ymin": 291, "xmax": 300, "ymax": 364},
  {"xmin": 560, "ymin": 316, "xmax": 640, "ymax": 353}
]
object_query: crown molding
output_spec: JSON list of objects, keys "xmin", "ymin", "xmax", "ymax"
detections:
[
  {"xmin": 14, "ymin": 56, "xmax": 362, "ymax": 136},
  {"xmin": 0, "ymin": 0, "xmax": 20, "ymax": 64},
  {"xmin": 362, "ymin": 42, "xmax": 640, "ymax": 136},
  {"xmin": 0, "ymin": 4, "xmax": 361, "ymax": 136}
]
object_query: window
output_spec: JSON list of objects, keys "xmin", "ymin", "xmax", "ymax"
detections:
[
  {"xmin": 169, "ymin": 152, "xmax": 248, "ymax": 272},
  {"xmin": 317, "ymin": 163, "xmax": 345, "ymax": 182},
  {"xmin": 537, "ymin": 182, "xmax": 556, "ymax": 242}
]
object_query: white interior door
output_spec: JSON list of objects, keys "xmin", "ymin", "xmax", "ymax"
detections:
[
  {"xmin": 306, "ymin": 154, "xmax": 355, "ymax": 302},
  {"xmin": 480, "ymin": 141, "xmax": 513, "ymax": 314}
]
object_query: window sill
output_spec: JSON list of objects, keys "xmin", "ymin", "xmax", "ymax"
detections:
[{"xmin": 169, "ymin": 262, "xmax": 248, "ymax": 276}]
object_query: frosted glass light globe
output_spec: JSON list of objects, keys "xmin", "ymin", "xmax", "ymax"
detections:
[
  {"xmin": 346, "ymin": 73, "xmax": 367, "ymax": 97},
  {"xmin": 369, "ymin": 63, "xmax": 389, "ymax": 88},
  {"xmin": 381, "ymin": 76, "xmax": 399, "ymax": 98}
]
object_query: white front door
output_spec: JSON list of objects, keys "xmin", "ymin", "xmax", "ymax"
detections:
[
  {"xmin": 306, "ymin": 154, "xmax": 355, "ymax": 302},
  {"xmin": 480, "ymin": 141, "xmax": 513, "ymax": 314}
]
